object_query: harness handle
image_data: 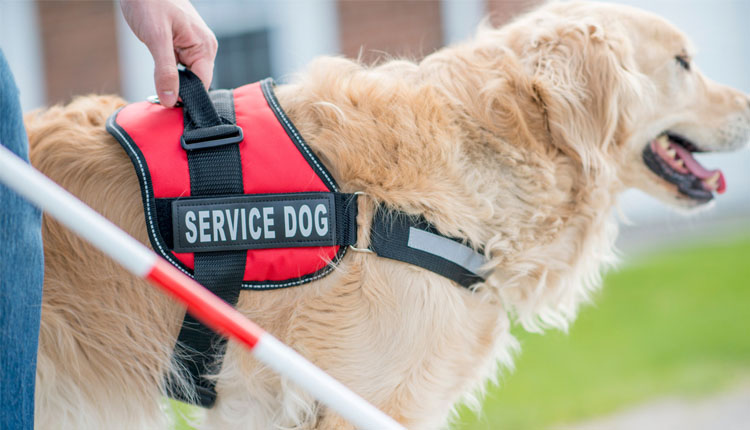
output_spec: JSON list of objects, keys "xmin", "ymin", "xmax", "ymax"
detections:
[
  {"xmin": 178, "ymin": 68, "xmax": 223, "ymax": 128},
  {"xmin": 177, "ymin": 69, "xmax": 243, "ymax": 151}
]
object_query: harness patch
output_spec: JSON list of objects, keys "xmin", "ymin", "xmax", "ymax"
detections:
[{"xmin": 172, "ymin": 193, "xmax": 336, "ymax": 252}]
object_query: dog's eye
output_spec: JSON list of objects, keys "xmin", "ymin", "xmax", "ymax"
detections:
[{"xmin": 675, "ymin": 55, "xmax": 691, "ymax": 71}]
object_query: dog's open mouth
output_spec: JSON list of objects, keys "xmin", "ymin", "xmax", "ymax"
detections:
[{"xmin": 642, "ymin": 133, "xmax": 726, "ymax": 202}]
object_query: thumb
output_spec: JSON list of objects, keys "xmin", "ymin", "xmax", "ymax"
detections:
[{"xmin": 149, "ymin": 35, "xmax": 179, "ymax": 107}]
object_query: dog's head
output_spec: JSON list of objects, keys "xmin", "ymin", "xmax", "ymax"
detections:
[
  {"xmin": 498, "ymin": 1, "xmax": 750, "ymax": 209},
  {"xmin": 453, "ymin": 2, "xmax": 750, "ymax": 329}
]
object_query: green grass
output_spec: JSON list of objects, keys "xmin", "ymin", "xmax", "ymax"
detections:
[
  {"xmin": 168, "ymin": 398, "xmax": 203, "ymax": 430},
  {"xmin": 452, "ymin": 236, "xmax": 750, "ymax": 430},
  {"xmin": 171, "ymin": 236, "xmax": 750, "ymax": 430}
]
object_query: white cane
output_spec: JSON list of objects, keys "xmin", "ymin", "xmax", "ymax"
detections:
[{"xmin": 0, "ymin": 144, "xmax": 404, "ymax": 430}]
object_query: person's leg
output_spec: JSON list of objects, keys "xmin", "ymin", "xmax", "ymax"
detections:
[{"xmin": 0, "ymin": 49, "xmax": 44, "ymax": 429}]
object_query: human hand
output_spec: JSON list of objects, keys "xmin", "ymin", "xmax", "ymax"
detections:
[{"xmin": 120, "ymin": 0, "xmax": 218, "ymax": 107}]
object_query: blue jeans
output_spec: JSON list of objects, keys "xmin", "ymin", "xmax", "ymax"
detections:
[{"xmin": 0, "ymin": 49, "xmax": 44, "ymax": 429}]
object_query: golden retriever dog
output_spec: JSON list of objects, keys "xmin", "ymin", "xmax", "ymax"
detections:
[{"xmin": 25, "ymin": 1, "xmax": 749, "ymax": 429}]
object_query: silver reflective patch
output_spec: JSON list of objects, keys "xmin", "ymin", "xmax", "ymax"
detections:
[{"xmin": 407, "ymin": 227, "xmax": 487, "ymax": 276}]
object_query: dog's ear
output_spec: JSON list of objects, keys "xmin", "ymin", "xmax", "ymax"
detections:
[{"xmin": 525, "ymin": 18, "xmax": 641, "ymax": 176}]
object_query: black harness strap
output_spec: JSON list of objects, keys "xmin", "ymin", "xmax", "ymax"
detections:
[
  {"xmin": 167, "ymin": 70, "xmax": 246, "ymax": 407},
  {"xmin": 369, "ymin": 207, "xmax": 488, "ymax": 288}
]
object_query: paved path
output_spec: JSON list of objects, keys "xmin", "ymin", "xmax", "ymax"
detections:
[
  {"xmin": 554, "ymin": 383, "xmax": 750, "ymax": 430},
  {"xmin": 616, "ymin": 211, "xmax": 750, "ymax": 256}
]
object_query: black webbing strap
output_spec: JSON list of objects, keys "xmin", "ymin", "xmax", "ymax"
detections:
[
  {"xmin": 369, "ymin": 207, "xmax": 488, "ymax": 289},
  {"xmin": 166, "ymin": 69, "xmax": 246, "ymax": 407}
]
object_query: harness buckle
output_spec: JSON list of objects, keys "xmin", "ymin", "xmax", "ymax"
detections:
[
  {"xmin": 146, "ymin": 95, "xmax": 183, "ymax": 107},
  {"xmin": 180, "ymin": 125, "xmax": 244, "ymax": 151}
]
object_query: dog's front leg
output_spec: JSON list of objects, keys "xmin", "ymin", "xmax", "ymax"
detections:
[{"xmin": 280, "ymin": 257, "xmax": 506, "ymax": 430}]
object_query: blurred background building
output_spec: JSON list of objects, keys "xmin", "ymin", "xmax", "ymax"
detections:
[
  {"xmin": 1, "ymin": 0, "xmax": 544, "ymax": 108},
  {"xmin": 1, "ymin": 0, "xmax": 748, "ymax": 246}
]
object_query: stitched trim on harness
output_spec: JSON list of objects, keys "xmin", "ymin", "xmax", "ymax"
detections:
[
  {"xmin": 260, "ymin": 79, "xmax": 338, "ymax": 192},
  {"xmin": 106, "ymin": 111, "xmax": 193, "ymax": 279}
]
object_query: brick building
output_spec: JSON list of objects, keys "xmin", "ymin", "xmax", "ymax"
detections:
[{"xmin": 2, "ymin": 0, "xmax": 541, "ymax": 110}]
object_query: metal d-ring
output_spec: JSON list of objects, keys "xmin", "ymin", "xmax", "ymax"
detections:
[
  {"xmin": 348, "ymin": 245, "xmax": 375, "ymax": 254},
  {"xmin": 349, "ymin": 191, "xmax": 376, "ymax": 254}
]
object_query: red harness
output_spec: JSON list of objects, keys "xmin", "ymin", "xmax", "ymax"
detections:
[{"xmin": 108, "ymin": 79, "xmax": 350, "ymax": 289}]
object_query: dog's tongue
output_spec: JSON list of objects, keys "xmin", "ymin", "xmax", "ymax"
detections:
[{"xmin": 671, "ymin": 143, "xmax": 727, "ymax": 193}]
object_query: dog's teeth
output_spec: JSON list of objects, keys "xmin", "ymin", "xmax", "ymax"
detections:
[
  {"xmin": 657, "ymin": 136, "xmax": 670, "ymax": 149},
  {"xmin": 705, "ymin": 172, "xmax": 720, "ymax": 185},
  {"xmin": 675, "ymin": 160, "xmax": 685, "ymax": 168},
  {"xmin": 704, "ymin": 179, "xmax": 718, "ymax": 191},
  {"xmin": 666, "ymin": 149, "xmax": 677, "ymax": 158}
]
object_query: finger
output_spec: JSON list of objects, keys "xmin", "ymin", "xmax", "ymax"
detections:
[
  {"xmin": 187, "ymin": 57, "xmax": 215, "ymax": 91},
  {"xmin": 149, "ymin": 34, "xmax": 179, "ymax": 107}
]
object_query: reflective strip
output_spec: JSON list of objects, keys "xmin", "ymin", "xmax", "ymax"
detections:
[{"xmin": 407, "ymin": 227, "xmax": 487, "ymax": 277}]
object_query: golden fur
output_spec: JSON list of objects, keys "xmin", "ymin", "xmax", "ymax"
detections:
[{"xmin": 27, "ymin": 2, "xmax": 749, "ymax": 429}]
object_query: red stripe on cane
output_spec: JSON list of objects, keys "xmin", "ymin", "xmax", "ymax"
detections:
[{"xmin": 145, "ymin": 258, "xmax": 264, "ymax": 349}]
